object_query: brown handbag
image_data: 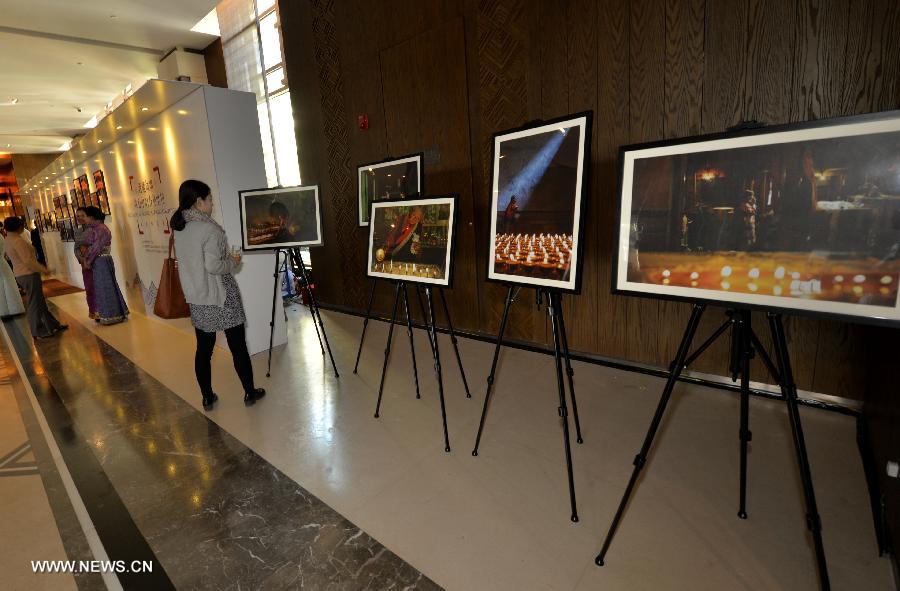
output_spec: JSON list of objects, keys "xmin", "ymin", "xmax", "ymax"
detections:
[{"xmin": 153, "ymin": 234, "xmax": 191, "ymax": 319}]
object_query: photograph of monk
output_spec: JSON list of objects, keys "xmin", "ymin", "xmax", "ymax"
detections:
[
  {"xmin": 240, "ymin": 185, "xmax": 322, "ymax": 250},
  {"xmin": 616, "ymin": 115, "xmax": 900, "ymax": 323},
  {"xmin": 488, "ymin": 113, "xmax": 591, "ymax": 292},
  {"xmin": 358, "ymin": 154, "xmax": 422, "ymax": 226},
  {"xmin": 367, "ymin": 196, "xmax": 457, "ymax": 287}
]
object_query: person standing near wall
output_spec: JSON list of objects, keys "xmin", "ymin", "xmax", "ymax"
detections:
[
  {"xmin": 3, "ymin": 217, "xmax": 67, "ymax": 339},
  {"xmin": 73, "ymin": 207, "xmax": 97, "ymax": 320},
  {"xmin": 170, "ymin": 180, "xmax": 266, "ymax": 410},
  {"xmin": 0, "ymin": 230, "xmax": 25, "ymax": 319},
  {"xmin": 30, "ymin": 219, "xmax": 46, "ymax": 266},
  {"xmin": 81, "ymin": 206, "xmax": 128, "ymax": 325}
]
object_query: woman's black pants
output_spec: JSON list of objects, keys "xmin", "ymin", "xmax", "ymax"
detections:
[{"xmin": 194, "ymin": 324, "xmax": 255, "ymax": 395}]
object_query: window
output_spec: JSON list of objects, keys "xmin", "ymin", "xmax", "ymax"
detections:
[{"xmin": 217, "ymin": 0, "xmax": 300, "ymax": 187}]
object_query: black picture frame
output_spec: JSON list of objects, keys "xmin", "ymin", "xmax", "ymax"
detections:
[
  {"xmin": 357, "ymin": 152, "xmax": 424, "ymax": 227},
  {"xmin": 366, "ymin": 194, "xmax": 458, "ymax": 288},
  {"xmin": 35, "ymin": 209, "xmax": 43, "ymax": 233},
  {"xmin": 486, "ymin": 112, "xmax": 593, "ymax": 294},
  {"xmin": 93, "ymin": 169, "xmax": 111, "ymax": 215},
  {"xmin": 75, "ymin": 174, "xmax": 90, "ymax": 208},
  {"xmin": 612, "ymin": 109, "xmax": 900, "ymax": 327},
  {"xmin": 238, "ymin": 185, "xmax": 323, "ymax": 251}
]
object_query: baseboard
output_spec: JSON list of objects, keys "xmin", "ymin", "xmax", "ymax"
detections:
[{"xmin": 315, "ymin": 300, "xmax": 860, "ymax": 416}]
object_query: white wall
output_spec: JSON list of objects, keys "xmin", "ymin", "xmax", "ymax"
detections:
[{"xmin": 32, "ymin": 83, "xmax": 286, "ymax": 355}]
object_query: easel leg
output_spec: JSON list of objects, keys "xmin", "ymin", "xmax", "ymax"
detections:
[
  {"xmin": 555, "ymin": 296, "xmax": 584, "ymax": 444},
  {"xmin": 425, "ymin": 287, "xmax": 451, "ymax": 453},
  {"xmin": 769, "ymin": 313, "xmax": 830, "ymax": 590},
  {"xmin": 294, "ymin": 251, "xmax": 325, "ymax": 356},
  {"xmin": 266, "ymin": 249, "xmax": 283, "ymax": 378},
  {"xmin": 438, "ymin": 288, "xmax": 471, "ymax": 398},
  {"xmin": 547, "ymin": 291, "xmax": 579, "ymax": 523},
  {"xmin": 416, "ymin": 286, "xmax": 436, "ymax": 356},
  {"xmin": 354, "ymin": 280, "xmax": 377, "ymax": 374},
  {"xmin": 402, "ymin": 284, "xmax": 421, "ymax": 399},
  {"xmin": 375, "ymin": 283, "xmax": 403, "ymax": 419},
  {"xmin": 472, "ymin": 286, "xmax": 515, "ymax": 456},
  {"xmin": 297, "ymin": 253, "xmax": 339, "ymax": 378},
  {"xmin": 737, "ymin": 309, "xmax": 753, "ymax": 520},
  {"xmin": 596, "ymin": 304, "xmax": 706, "ymax": 566}
]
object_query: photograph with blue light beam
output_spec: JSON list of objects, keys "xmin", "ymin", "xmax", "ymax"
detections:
[
  {"xmin": 615, "ymin": 113, "xmax": 900, "ymax": 324},
  {"xmin": 488, "ymin": 113, "xmax": 591, "ymax": 292},
  {"xmin": 357, "ymin": 154, "xmax": 421, "ymax": 226}
]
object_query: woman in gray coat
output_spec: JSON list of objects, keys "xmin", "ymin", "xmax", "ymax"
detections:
[{"xmin": 171, "ymin": 180, "xmax": 265, "ymax": 410}]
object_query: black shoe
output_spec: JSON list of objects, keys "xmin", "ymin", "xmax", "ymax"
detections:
[
  {"xmin": 202, "ymin": 392, "xmax": 219, "ymax": 410},
  {"xmin": 243, "ymin": 388, "xmax": 266, "ymax": 406}
]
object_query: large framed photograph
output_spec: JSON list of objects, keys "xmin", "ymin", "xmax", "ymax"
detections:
[
  {"xmin": 239, "ymin": 185, "xmax": 323, "ymax": 251},
  {"xmin": 367, "ymin": 195, "xmax": 458, "ymax": 287},
  {"xmin": 34, "ymin": 209, "xmax": 43, "ymax": 233},
  {"xmin": 487, "ymin": 112, "xmax": 593, "ymax": 293},
  {"xmin": 614, "ymin": 110, "xmax": 900, "ymax": 325},
  {"xmin": 75, "ymin": 174, "xmax": 90, "ymax": 207},
  {"xmin": 357, "ymin": 153, "xmax": 423, "ymax": 227}
]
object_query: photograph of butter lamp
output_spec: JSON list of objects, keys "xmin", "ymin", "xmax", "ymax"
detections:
[
  {"xmin": 474, "ymin": 111, "xmax": 592, "ymax": 524},
  {"xmin": 365, "ymin": 195, "xmax": 467, "ymax": 454},
  {"xmin": 238, "ymin": 185, "xmax": 338, "ymax": 380},
  {"xmin": 597, "ymin": 110, "xmax": 900, "ymax": 589}
]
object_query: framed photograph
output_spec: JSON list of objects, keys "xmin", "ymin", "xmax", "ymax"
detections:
[
  {"xmin": 70, "ymin": 188, "xmax": 80, "ymax": 209},
  {"xmin": 34, "ymin": 209, "xmax": 43, "ymax": 232},
  {"xmin": 367, "ymin": 195, "xmax": 458, "ymax": 287},
  {"xmin": 614, "ymin": 110, "xmax": 900, "ymax": 326},
  {"xmin": 357, "ymin": 153, "xmax": 423, "ymax": 226},
  {"xmin": 93, "ymin": 169, "xmax": 111, "ymax": 215},
  {"xmin": 239, "ymin": 185, "xmax": 323, "ymax": 251},
  {"xmin": 75, "ymin": 174, "xmax": 90, "ymax": 207},
  {"xmin": 487, "ymin": 112, "xmax": 593, "ymax": 293}
]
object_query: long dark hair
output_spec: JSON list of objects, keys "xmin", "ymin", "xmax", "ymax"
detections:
[{"xmin": 170, "ymin": 180, "xmax": 211, "ymax": 231}]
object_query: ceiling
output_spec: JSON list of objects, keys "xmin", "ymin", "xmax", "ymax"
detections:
[{"xmin": 0, "ymin": 0, "xmax": 219, "ymax": 155}]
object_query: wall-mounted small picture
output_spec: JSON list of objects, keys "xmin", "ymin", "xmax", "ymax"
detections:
[
  {"xmin": 487, "ymin": 112, "xmax": 593, "ymax": 293},
  {"xmin": 93, "ymin": 169, "xmax": 111, "ymax": 215},
  {"xmin": 70, "ymin": 188, "xmax": 80, "ymax": 210},
  {"xmin": 367, "ymin": 195, "xmax": 458, "ymax": 287},
  {"xmin": 75, "ymin": 174, "xmax": 90, "ymax": 208},
  {"xmin": 239, "ymin": 185, "xmax": 323, "ymax": 250},
  {"xmin": 357, "ymin": 153, "xmax": 423, "ymax": 226},
  {"xmin": 34, "ymin": 209, "xmax": 43, "ymax": 233}
]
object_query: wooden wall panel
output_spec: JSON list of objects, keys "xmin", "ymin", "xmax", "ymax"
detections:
[
  {"xmin": 282, "ymin": 0, "xmax": 900, "ymax": 401},
  {"xmin": 624, "ymin": 0, "xmax": 665, "ymax": 366}
]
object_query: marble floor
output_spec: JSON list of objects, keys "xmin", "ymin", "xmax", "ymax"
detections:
[{"xmin": 4, "ymin": 291, "xmax": 896, "ymax": 590}]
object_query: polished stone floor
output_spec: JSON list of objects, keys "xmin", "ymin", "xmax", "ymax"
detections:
[{"xmin": 5, "ymin": 291, "xmax": 897, "ymax": 590}]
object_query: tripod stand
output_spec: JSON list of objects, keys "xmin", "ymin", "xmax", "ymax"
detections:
[
  {"xmin": 354, "ymin": 278, "xmax": 471, "ymax": 398},
  {"xmin": 265, "ymin": 247, "xmax": 339, "ymax": 379},
  {"xmin": 595, "ymin": 305, "xmax": 830, "ymax": 590},
  {"xmin": 471, "ymin": 286, "xmax": 585, "ymax": 522},
  {"xmin": 373, "ymin": 281, "xmax": 459, "ymax": 452}
]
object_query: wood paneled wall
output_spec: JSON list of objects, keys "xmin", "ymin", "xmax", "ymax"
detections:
[{"xmin": 279, "ymin": 0, "xmax": 900, "ymax": 400}]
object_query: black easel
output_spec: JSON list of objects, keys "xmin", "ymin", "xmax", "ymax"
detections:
[
  {"xmin": 265, "ymin": 247, "xmax": 340, "ymax": 379},
  {"xmin": 471, "ymin": 286, "xmax": 585, "ymax": 522},
  {"xmin": 373, "ymin": 281, "xmax": 454, "ymax": 452},
  {"xmin": 353, "ymin": 279, "xmax": 471, "ymax": 398},
  {"xmin": 595, "ymin": 305, "xmax": 830, "ymax": 590}
]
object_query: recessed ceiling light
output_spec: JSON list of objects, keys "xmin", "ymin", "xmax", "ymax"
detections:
[
  {"xmin": 148, "ymin": 127, "xmax": 158, "ymax": 131},
  {"xmin": 81, "ymin": 150, "xmax": 87, "ymax": 154},
  {"xmin": 116, "ymin": 125, "xmax": 123, "ymax": 130},
  {"xmin": 127, "ymin": 140, "xmax": 135, "ymax": 144},
  {"xmin": 9, "ymin": 98, "xmax": 17, "ymax": 104},
  {"xmin": 141, "ymin": 107, "xmax": 149, "ymax": 111},
  {"xmin": 97, "ymin": 139, "xmax": 103, "ymax": 144},
  {"xmin": 177, "ymin": 110, "xmax": 188, "ymax": 115},
  {"xmin": 108, "ymin": 151, "xmax": 114, "ymax": 154}
]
